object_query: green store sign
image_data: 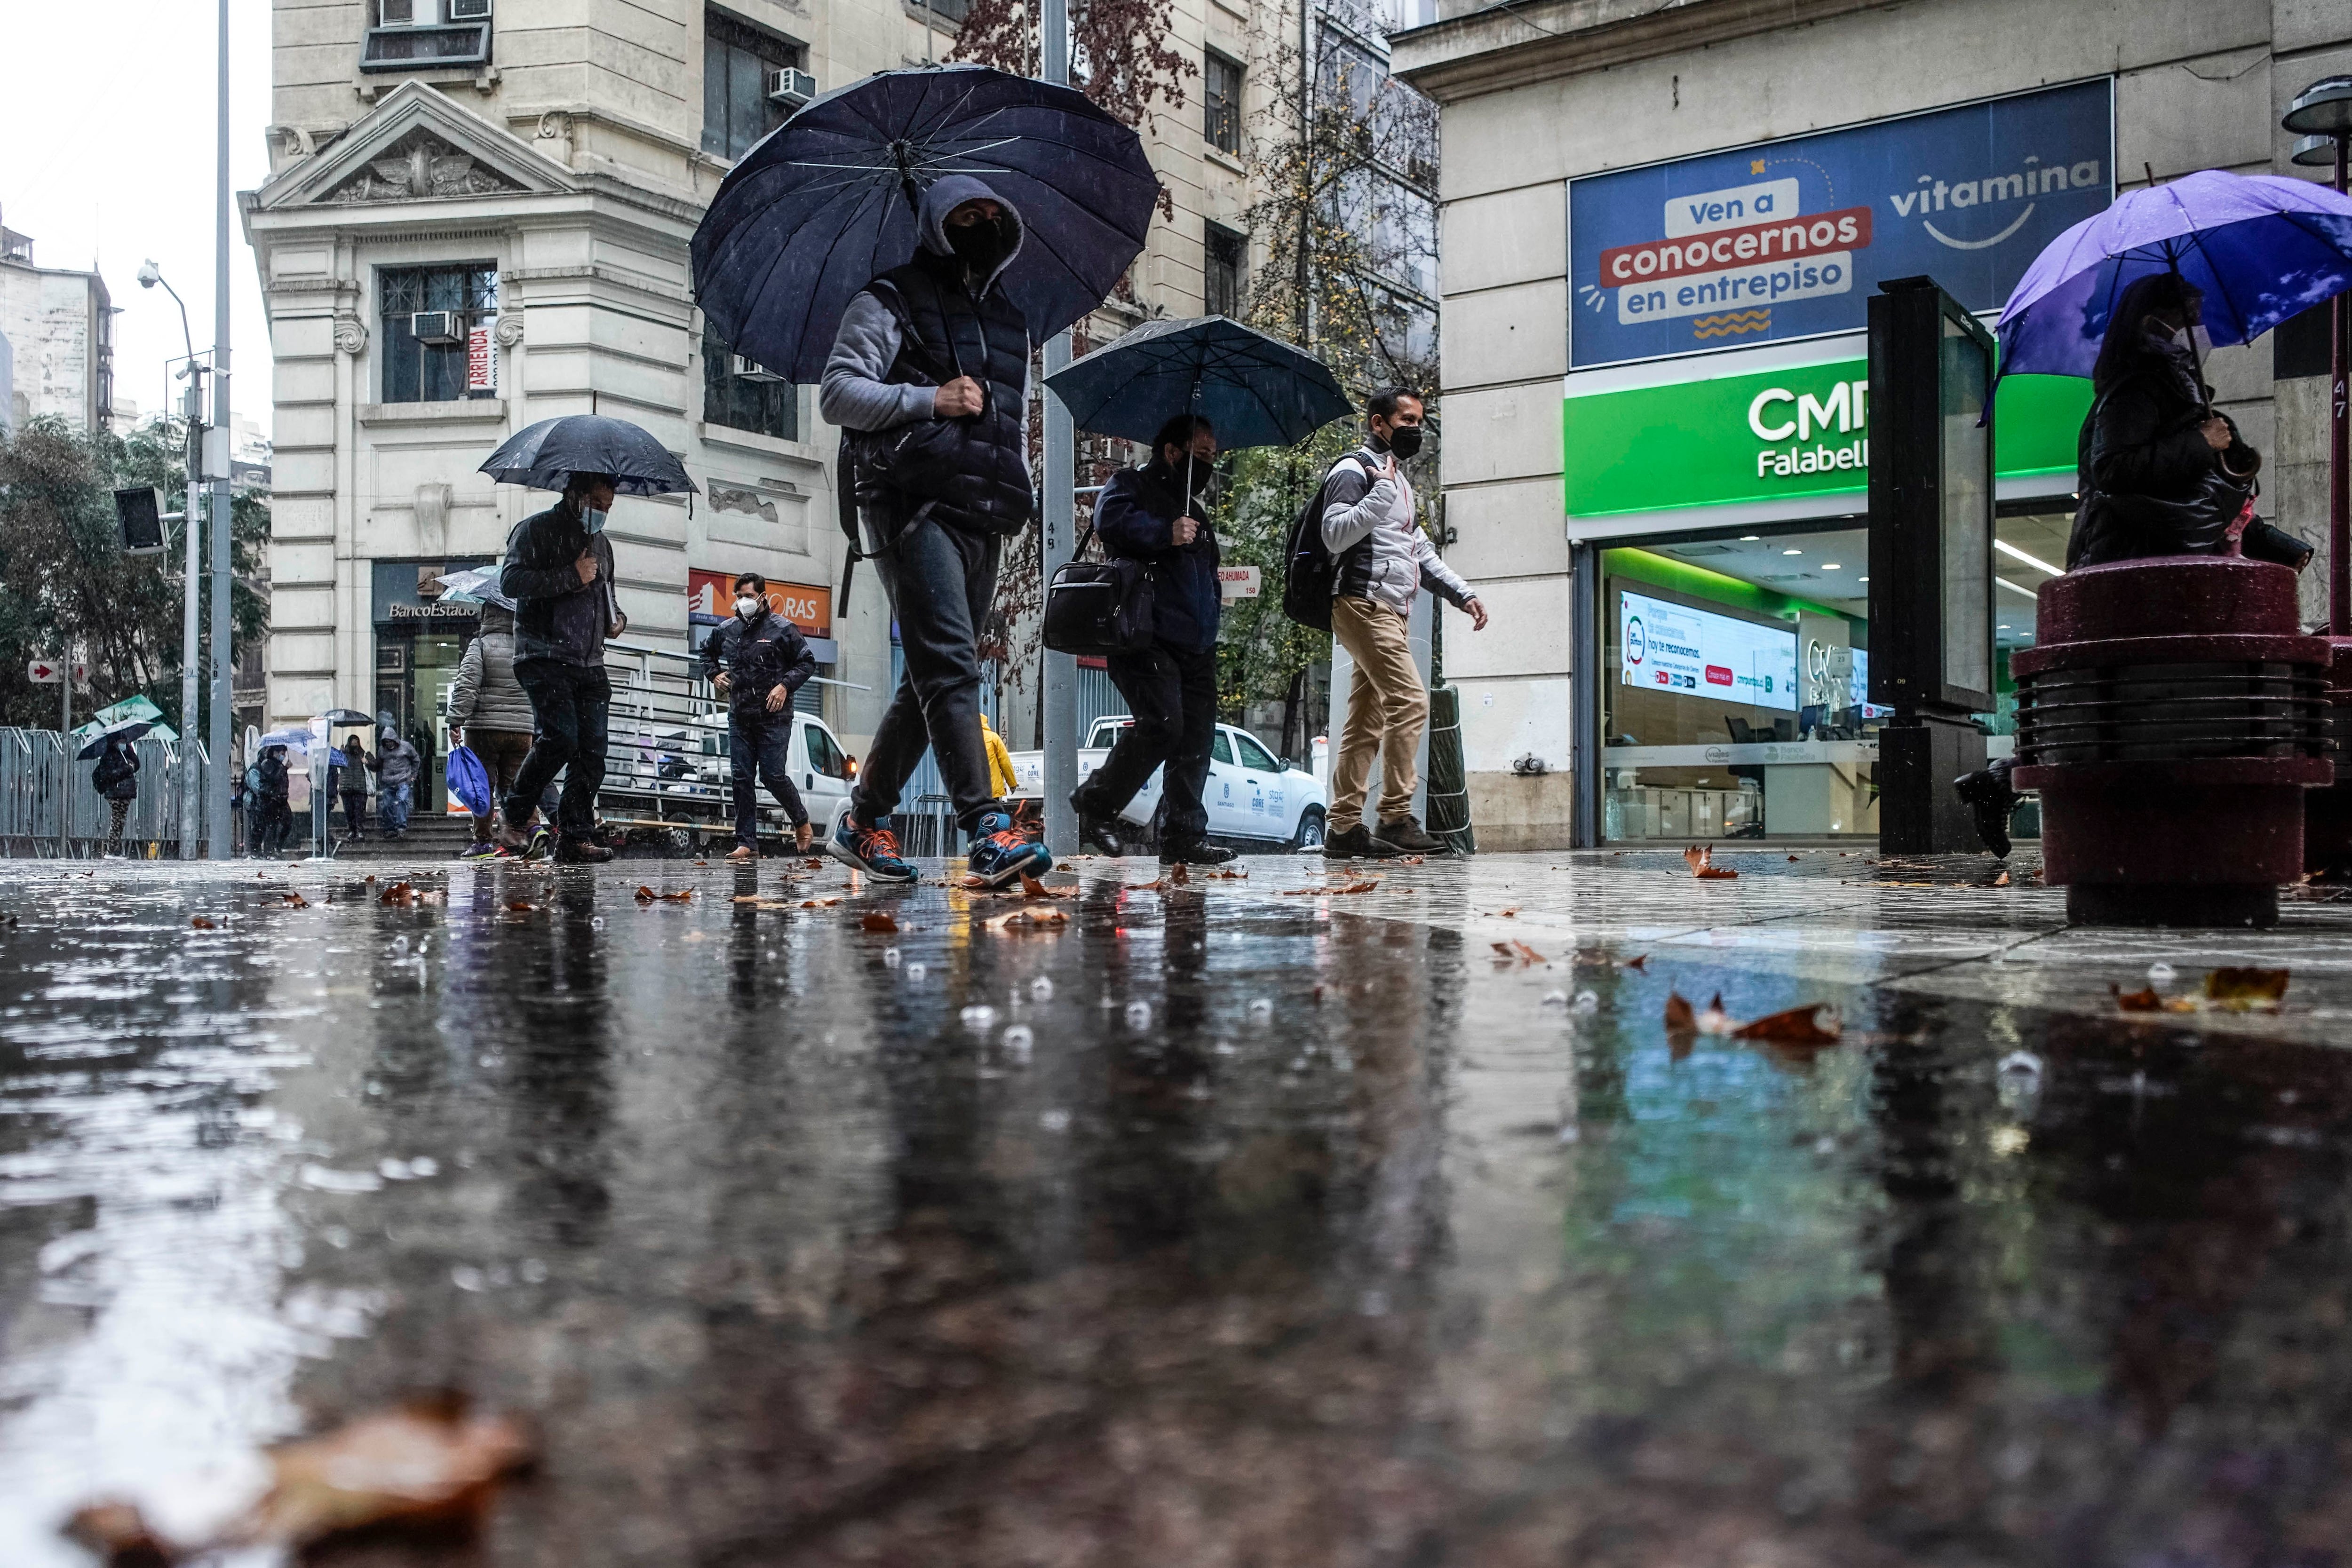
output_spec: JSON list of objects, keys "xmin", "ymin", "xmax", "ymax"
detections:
[{"xmin": 1563, "ymin": 356, "xmax": 2091, "ymax": 519}]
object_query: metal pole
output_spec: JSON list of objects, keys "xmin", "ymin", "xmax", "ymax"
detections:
[
  {"xmin": 2332, "ymin": 134, "xmax": 2348, "ymax": 637},
  {"xmin": 1038, "ymin": 0, "xmax": 1077, "ymax": 856},
  {"xmin": 207, "ymin": 0, "xmax": 233, "ymax": 858},
  {"xmin": 180, "ymin": 373, "xmax": 204, "ymax": 859}
]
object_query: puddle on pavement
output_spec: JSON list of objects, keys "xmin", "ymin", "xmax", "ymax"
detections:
[{"xmin": 3, "ymin": 862, "xmax": 2352, "ymax": 1564}]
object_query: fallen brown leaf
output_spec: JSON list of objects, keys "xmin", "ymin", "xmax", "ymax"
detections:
[
  {"xmin": 986, "ymin": 907, "xmax": 1069, "ymax": 933},
  {"xmin": 860, "ymin": 911, "xmax": 898, "ymax": 933},
  {"xmin": 1685, "ymin": 844, "xmax": 1739, "ymax": 879},
  {"xmin": 1170, "ymin": 861, "xmax": 1191, "ymax": 885},
  {"xmin": 731, "ymin": 895, "xmax": 762, "ymax": 904},
  {"xmin": 800, "ymin": 900, "xmax": 818, "ymax": 909},
  {"xmin": 2113, "ymin": 983, "xmax": 2196, "ymax": 1014},
  {"xmin": 1731, "ymin": 1003, "xmax": 1842, "ymax": 1045},
  {"xmin": 504, "ymin": 901, "xmax": 538, "ymax": 913},
  {"xmin": 379, "ymin": 881, "xmax": 416, "ymax": 907},
  {"xmin": 1994, "ymin": 871, "xmax": 2011, "ymax": 887},
  {"xmin": 190, "ymin": 915, "xmax": 217, "ymax": 930},
  {"xmin": 2206, "ymin": 966, "xmax": 2290, "ymax": 1009},
  {"xmin": 1204, "ymin": 868, "xmax": 1247, "ymax": 879},
  {"xmin": 1664, "ymin": 990, "xmax": 1696, "ymax": 1030},
  {"xmin": 1624, "ymin": 954, "xmax": 1648, "ymax": 971},
  {"xmin": 693, "ymin": 859, "xmax": 708, "ymax": 866},
  {"xmin": 1509, "ymin": 939, "xmax": 1545, "ymax": 964},
  {"xmin": 1126, "ymin": 878, "xmax": 1167, "ymax": 892},
  {"xmin": 281, "ymin": 892, "xmax": 309, "ymax": 909},
  {"xmin": 1495, "ymin": 906, "xmax": 1519, "ymax": 917},
  {"xmin": 1398, "ymin": 855, "xmax": 1427, "ymax": 865}
]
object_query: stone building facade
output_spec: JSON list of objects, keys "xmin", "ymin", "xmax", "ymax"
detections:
[{"xmin": 0, "ymin": 215, "xmax": 115, "ymax": 435}]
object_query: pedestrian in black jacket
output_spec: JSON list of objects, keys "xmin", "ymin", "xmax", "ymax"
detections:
[
  {"xmin": 496, "ymin": 470, "xmax": 623, "ymax": 863},
  {"xmin": 699, "ymin": 571, "xmax": 819, "ymax": 859},
  {"xmin": 1071, "ymin": 412, "xmax": 1235, "ymax": 866},
  {"xmin": 94, "ymin": 737, "xmax": 138, "ymax": 856}
]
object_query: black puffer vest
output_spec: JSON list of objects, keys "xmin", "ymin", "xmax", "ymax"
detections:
[{"xmin": 855, "ymin": 252, "xmax": 1033, "ymax": 535}]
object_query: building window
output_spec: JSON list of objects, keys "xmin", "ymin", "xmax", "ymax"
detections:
[
  {"xmin": 702, "ymin": 10, "xmax": 805, "ymax": 161},
  {"xmin": 360, "ymin": 0, "xmax": 493, "ymax": 71},
  {"xmin": 379, "ymin": 264, "xmax": 498, "ymax": 404},
  {"xmin": 702, "ymin": 325, "xmax": 799, "ymax": 441},
  {"xmin": 1204, "ymin": 225, "xmax": 1244, "ymax": 318},
  {"xmin": 1204, "ymin": 51, "xmax": 1242, "ymax": 155}
]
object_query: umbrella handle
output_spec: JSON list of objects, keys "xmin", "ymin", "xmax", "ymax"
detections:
[{"xmin": 2167, "ymin": 255, "xmax": 2215, "ymax": 419}]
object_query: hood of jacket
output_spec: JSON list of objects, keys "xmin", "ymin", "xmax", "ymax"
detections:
[{"xmin": 915, "ymin": 174, "xmax": 1024, "ymax": 297}]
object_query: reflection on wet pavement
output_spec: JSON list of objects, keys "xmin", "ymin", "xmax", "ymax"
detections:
[{"xmin": 5, "ymin": 849, "xmax": 2352, "ymax": 1564}]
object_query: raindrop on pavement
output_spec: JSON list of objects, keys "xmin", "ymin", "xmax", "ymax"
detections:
[
  {"xmin": 1039, "ymin": 1108, "xmax": 1071, "ymax": 1132},
  {"xmin": 906, "ymin": 962, "xmax": 925, "ymax": 982},
  {"xmin": 1572, "ymin": 990, "xmax": 1599, "ymax": 1014},
  {"xmin": 2148, "ymin": 961, "xmax": 2177, "ymax": 982},
  {"xmin": 1247, "ymin": 997, "xmax": 1273, "ymax": 1022},
  {"xmin": 590, "ymin": 916, "xmax": 606, "ymax": 930},
  {"xmin": 1542, "ymin": 990, "xmax": 1568, "ymax": 1007},
  {"xmin": 884, "ymin": 947, "xmax": 902, "ymax": 967},
  {"xmin": 1030, "ymin": 976, "xmax": 1053, "ymax": 1001},
  {"xmin": 1002, "ymin": 1025, "xmax": 1034, "ymax": 1060},
  {"xmin": 960, "ymin": 1005, "xmax": 999, "ymax": 1031},
  {"xmin": 1124, "ymin": 1000, "xmax": 1151, "ymax": 1029}
]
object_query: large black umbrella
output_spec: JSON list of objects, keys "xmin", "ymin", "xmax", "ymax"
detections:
[
  {"xmin": 692, "ymin": 64, "xmax": 1160, "ymax": 383},
  {"xmin": 1043, "ymin": 315, "xmax": 1352, "ymax": 450},
  {"xmin": 479, "ymin": 416, "xmax": 698, "ymax": 497},
  {"xmin": 76, "ymin": 720, "xmax": 154, "ymax": 761}
]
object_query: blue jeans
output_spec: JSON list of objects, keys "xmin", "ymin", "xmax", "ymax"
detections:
[
  {"xmin": 380, "ymin": 781, "xmax": 413, "ymax": 835},
  {"xmin": 730, "ymin": 707, "xmax": 808, "ymax": 848}
]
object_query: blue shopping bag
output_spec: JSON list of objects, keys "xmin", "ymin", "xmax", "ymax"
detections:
[{"xmin": 445, "ymin": 743, "xmax": 492, "ymax": 818}]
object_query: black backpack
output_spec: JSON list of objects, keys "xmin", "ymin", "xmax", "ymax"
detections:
[{"xmin": 1281, "ymin": 457, "xmax": 1359, "ymax": 634}]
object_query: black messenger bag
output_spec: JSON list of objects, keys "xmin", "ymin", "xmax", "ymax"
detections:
[{"xmin": 1044, "ymin": 518, "xmax": 1156, "ymax": 657}]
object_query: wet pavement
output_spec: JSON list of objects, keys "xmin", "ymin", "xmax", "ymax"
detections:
[{"xmin": 6, "ymin": 846, "xmax": 2352, "ymax": 1566}]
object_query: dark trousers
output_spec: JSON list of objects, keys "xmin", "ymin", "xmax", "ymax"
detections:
[
  {"xmin": 467, "ymin": 729, "xmax": 535, "ymax": 842},
  {"xmin": 341, "ymin": 790, "xmax": 368, "ymax": 836},
  {"xmin": 1083, "ymin": 641, "xmax": 1216, "ymax": 843},
  {"xmin": 507, "ymin": 659, "xmax": 610, "ymax": 837},
  {"xmin": 854, "ymin": 513, "xmax": 1004, "ymax": 833},
  {"xmin": 731, "ymin": 707, "xmax": 809, "ymax": 847}
]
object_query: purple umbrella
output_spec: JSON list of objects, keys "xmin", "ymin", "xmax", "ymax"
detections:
[{"xmin": 1994, "ymin": 169, "xmax": 2352, "ymax": 387}]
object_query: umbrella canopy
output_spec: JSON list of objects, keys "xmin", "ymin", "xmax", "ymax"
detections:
[
  {"xmin": 76, "ymin": 720, "xmax": 154, "ymax": 761},
  {"xmin": 692, "ymin": 64, "xmax": 1160, "ymax": 384},
  {"xmin": 71, "ymin": 694, "xmax": 166, "ymax": 743},
  {"xmin": 429, "ymin": 566, "xmax": 514, "ymax": 610},
  {"xmin": 478, "ymin": 416, "xmax": 698, "ymax": 498},
  {"xmin": 1044, "ymin": 316, "xmax": 1352, "ymax": 451},
  {"xmin": 318, "ymin": 709, "xmax": 376, "ymax": 727},
  {"xmin": 254, "ymin": 729, "xmax": 310, "ymax": 752},
  {"xmin": 1995, "ymin": 170, "xmax": 2352, "ymax": 385}
]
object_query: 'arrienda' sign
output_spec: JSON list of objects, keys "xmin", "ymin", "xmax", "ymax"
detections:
[{"xmin": 1568, "ymin": 79, "xmax": 2113, "ymax": 369}]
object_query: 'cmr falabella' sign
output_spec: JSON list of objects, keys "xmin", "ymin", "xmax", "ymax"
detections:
[{"xmin": 1568, "ymin": 79, "xmax": 2113, "ymax": 368}]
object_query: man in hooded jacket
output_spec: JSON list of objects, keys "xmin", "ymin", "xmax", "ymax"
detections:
[{"xmin": 817, "ymin": 174, "xmax": 1053, "ymax": 890}]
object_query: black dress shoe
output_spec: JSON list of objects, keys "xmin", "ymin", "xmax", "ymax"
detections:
[
  {"xmin": 554, "ymin": 837, "xmax": 615, "ymax": 864},
  {"xmin": 1322, "ymin": 823, "xmax": 1402, "ymax": 860},
  {"xmin": 1160, "ymin": 839, "xmax": 1236, "ymax": 865},
  {"xmin": 1071, "ymin": 790, "xmax": 1124, "ymax": 855},
  {"xmin": 1952, "ymin": 768, "xmax": 2017, "ymax": 859}
]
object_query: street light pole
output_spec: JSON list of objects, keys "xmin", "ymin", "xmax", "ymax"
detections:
[
  {"xmin": 207, "ymin": 0, "xmax": 234, "ymax": 859},
  {"xmin": 1038, "ymin": 0, "xmax": 1077, "ymax": 856},
  {"xmin": 138, "ymin": 260, "xmax": 207, "ymax": 861},
  {"xmin": 2284, "ymin": 76, "xmax": 2352, "ymax": 636}
]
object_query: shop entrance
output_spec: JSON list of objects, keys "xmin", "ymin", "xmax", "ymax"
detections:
[
  {"xmin": 371, "ymin": 558, "xmax": 490, "ymax": 816},
  {"xmin": 1597, "ymin": 511, "xmax": 2068, "ymax": 843}
]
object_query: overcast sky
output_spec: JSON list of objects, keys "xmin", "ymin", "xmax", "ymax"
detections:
[{"xmin": 0, "ymin": 0, "xmax": 276, "ymax": 438}]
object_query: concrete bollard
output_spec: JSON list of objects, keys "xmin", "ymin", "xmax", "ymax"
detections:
[{"xmin": 2012, "ymin": 555, "xmax": 2331, "ymax": 928}]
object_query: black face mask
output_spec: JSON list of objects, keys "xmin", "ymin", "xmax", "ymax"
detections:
[
  {"xmin": 1386, "ymin": 423, "xmax": 1425, "ymax": 460},
  {"xmin": 947, "ymin": 219, "xmax": 1009, "ymax": 277}
]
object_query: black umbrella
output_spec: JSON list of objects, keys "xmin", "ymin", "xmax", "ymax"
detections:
[
  {"xmin": 1044, "ymin": 315, "xmax": 1352, "ymax": 451},
  {"xmin": 479, "ymin": 416, "xmax": 698, "ymax": 497},
  {"xmin": 76, "ymin": 721, "xmax": 153, "ymax": 761},
  {"xmin": 692, "ymin": 64, "xmax": 1160, "ymax": 383},
  {"xmin": 318, "ymin": 709, "xmax": 376, "ymax": 727}
]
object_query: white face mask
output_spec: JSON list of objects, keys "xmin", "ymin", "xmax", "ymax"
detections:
[
  {"xmin": 581, "ymin": 506, "xmax": 608, "ymax": 533},
  {"xmin": 735, "ymin": 595, "xmax": 763, "ymax": 619},
  {"xmin": 2184, "ymin": 323, "xmax": 2215, "ymax": 357}
]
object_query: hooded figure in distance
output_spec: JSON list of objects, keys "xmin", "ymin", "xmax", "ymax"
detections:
[{"xmin": 817, "ymin": 174, "xmax": 1054, "ymax": 891}]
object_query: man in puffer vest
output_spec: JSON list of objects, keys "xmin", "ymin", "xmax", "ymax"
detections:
[
  {"xmin": 1320, "ymin": 387, "xmax": 1488, "ymax": 860},
  {"xmin": 818, "ymin": 173, "xmax": 1053, "ymax": 889}
]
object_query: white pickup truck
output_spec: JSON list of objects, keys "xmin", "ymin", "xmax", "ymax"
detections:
[{"xmin": 1010, "ymin": 717, "xmax": 1328, "ymax": 850}]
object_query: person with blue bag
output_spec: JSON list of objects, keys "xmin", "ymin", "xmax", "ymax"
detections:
[{"xmin": 449, "ymin": 598, "xmax": 544, "ymax": 859}]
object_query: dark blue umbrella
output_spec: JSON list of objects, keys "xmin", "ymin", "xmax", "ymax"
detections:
[
  {"xmin": 1994, "ymin": 169, "xmax": 2352, "ymax": 387},
  {"xmin": 478, "ymin": 415, "xmax": 697, "ymax": 497},
  {"xmin": 76, "ymin": 721, "xmax": 153, "ymax": 761},
  {"xmin": 1044, "ymin": 316, "xmax": 1352, "ymax": 450},
  {"xmin": 692, "ymin": 64, "xmax": 1160, "ymax": 383}
]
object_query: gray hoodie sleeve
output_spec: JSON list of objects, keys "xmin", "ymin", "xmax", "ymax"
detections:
[
  {"xmin": 1414, "ymin": 533, "xmax": 1476, "ymax": 610},
  {"xmin": 449, "ymin": 635, "xmax": 483, "ymax": 723},
  {"xmin": 819, "ymin": 293, "xmax": 939, "ymax": 434},
  {"xmin": 1320, "ymin": 456, "xmax": 1399, "ymax": 556}
]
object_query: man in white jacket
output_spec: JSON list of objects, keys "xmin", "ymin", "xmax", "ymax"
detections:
[{"xmin": 1319, "ymin": 388, "xmax": 1487, "ymax": 859}]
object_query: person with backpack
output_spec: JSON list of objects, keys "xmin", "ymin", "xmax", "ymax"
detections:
[
  {"xmin": 816, "ymin": 174, "xmax": 1053, "ymax": 890},
  {"xmin": 1070, "ymin": 412, "xmax": 1235, "ymax": 866},
  {"xmin": 1303, "ymin": 388, "xmax": 1486, "ymax": 860},
  {"xmin": 92, "ymin": 736, "xmax": 139, "ymax": 856}
]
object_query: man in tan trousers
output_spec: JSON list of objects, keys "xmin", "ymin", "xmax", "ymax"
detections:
[{"xmin": 1318, "ymin": 388, "xmax": 1487, "ymax": 859}]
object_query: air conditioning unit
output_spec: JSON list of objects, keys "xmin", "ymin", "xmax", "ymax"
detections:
[
  {"xmin": 411, "ymin": 310, "xmax": 467, "ymax": 346},
  {"xmin": 447, "ymin": 0, "xmax": 492, "ymax": 18},
  {"xmin": 767, "ymin": 67, "xmax": 817, "ymax": 109},
  {"xmin": 731, "ymin": 354, "xmax": 786, "ymax": 383}
]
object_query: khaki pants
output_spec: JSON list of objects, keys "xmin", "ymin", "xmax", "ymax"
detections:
[
  {"xmin": 466, "ymin": 729, "xmax": 536, "ymax": 840},
  {"xmin": 1329, "ymin": 596, "xmax": 1428, "ymax": 832}
]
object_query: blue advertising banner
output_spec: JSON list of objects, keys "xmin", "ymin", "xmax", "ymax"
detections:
[{"xmin": 1568, "ymin": 79, "xmax": 2113, "ymax": 369}]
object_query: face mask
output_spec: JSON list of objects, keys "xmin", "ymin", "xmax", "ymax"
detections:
[
  {"xmin": 2185, "ymin": 324, "xmax": 2215, "ymax": 357},
  {"xmin": 947, "ymin": 219, "xmax": 1008, "ymax": 276},
  {"xmin": 735, "ymin": 595, "xmax": 763, "ymax": 619},
  {"xmin": 1386, "ymin": 424, "xmax": 1425, "ymax": 461},
  {"xmin": 581, "ymin": 506, "xmax": 608, "ymax": 534}
]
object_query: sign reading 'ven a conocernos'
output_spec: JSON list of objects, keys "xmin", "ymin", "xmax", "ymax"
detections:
[
  {"xmin": 1619, "ymin": 589, "xmax": 1797, "ymax": 712},
  {"xmin": 1568, "ymin": 79, "xmax": 2112, "ymax": 368}
]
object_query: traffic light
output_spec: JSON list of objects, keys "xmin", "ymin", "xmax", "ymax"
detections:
[{"xmin": 113, "ymin": 487, "xmax": 167, "ymax": 556}]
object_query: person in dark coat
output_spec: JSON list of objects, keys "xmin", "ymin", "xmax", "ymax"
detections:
[
  {"xmin": 1070, "ymin": 412, "xmax": 1236, "ymax": 866},
  {"xmin": 2066, "ymin": 271, "xmax": 2282, "ymax": 569},
  {"xmin": 334, "ymin": 735, "xmax": 371, "ymax": 842},
  {"xmin": 699, "ymin": 571, "xmax": 819, "ymax": 860},
  {"xmin": 93, "ymin": 737, "xmax": 139, "ymax": 856},
  {"xmin": 254, "ymin": 744, "xmax": 292, "ymax": 856},
  {"xmin": 816, "ymin": 174, "xmax": 1053, "ymax": 891},
  {"xmin": 496, "ymin": 470, "xmax": 622, "ymax": 863}
]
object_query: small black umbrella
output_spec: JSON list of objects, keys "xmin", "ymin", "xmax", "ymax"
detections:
[
  {"xmin": 76, "ymin": 721, "xmax": 154, "ymax": 761},
  {"xmin": 1044, "ymin": 316, "xmax": 1352, "ymax": 452},
  {"xmin": 692, "ymin": 64, "xmax": 1160, "ymax": 383},
  {"xmin": 479, "ymin": 416, "xmax": 698, "ymax": 497},
  {"xmin": 318, "ymin": 709, "xmax": 376, "ymax": 727}
]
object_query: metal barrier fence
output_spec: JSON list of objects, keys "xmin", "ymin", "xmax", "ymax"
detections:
[
  {"xmin": 0, "ymin": 729, "xmax": 210, "ymax": 858},
  {"xmin": 894, "ymin": 794, "xmax": 960, "ymax": 858}
]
